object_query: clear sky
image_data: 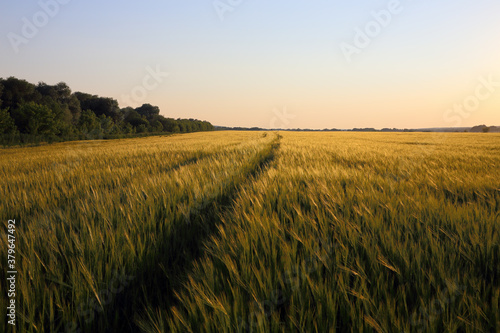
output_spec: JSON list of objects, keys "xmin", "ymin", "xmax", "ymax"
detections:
[{"xmin": 1, "ymin": 0, "xmax": 499, "ymax": 129}]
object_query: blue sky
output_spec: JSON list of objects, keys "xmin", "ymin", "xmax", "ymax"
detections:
[{"xmin": 1, "ymin": 0, "xmax": 499, "ymax": 129}]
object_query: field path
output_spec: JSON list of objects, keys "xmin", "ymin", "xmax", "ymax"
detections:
[{"xmin": 95, "ymin": 134, "xmax": 281, "ymax": 332}]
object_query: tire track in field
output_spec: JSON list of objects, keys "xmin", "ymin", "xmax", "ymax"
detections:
[
  {"xmin": 28, "ymin": 139, "xmax": 253, "ymax": 235},
  {"xmin": 11, "ymin": 150, "xmax": 223, "ymax": 333},
  {"xmin": 92, "ymin": 134, "xmax": 281, "ymax": 332}
]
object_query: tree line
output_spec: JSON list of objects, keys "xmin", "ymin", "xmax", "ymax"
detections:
[{"xmin": 0, "ymin": 77, "xmax": 214, "ymax": 145}]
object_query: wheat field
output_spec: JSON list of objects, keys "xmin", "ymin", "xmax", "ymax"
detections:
[{"xmin": 1, "ymin": 131, "xmax": 499, "ymax": 332}]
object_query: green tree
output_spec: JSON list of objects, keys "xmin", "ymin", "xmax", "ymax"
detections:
[
  {"xmin": 18, "ymin": 102, "xmax": 57, "ymax": 136},
  {"xmin": 137, "ymin": 124, "xmax": 148, "ymax": 133},
  {"xmin": 99, "ymin": 114, "xmax": 115, "ymax": 134},
  {"xmin": 124, "ymin": 110, "xmax": 149, "ymax": 128},
  {"xmin": 75, "ymin": 93, "xmax": 120, "ymax": 120},
  {"xmin": 0, "ymin": 76, "xmax": 215, "ymax": 144},
  {"xmin": 152, "ymin": 120, "xmax": 163, "ymax": 132},
  {"xmin": 123, "ymin": 122, "xmax": 135, "ymax": 134},
  {"xmin": 135, "ymin": 104, "xmax": 160, "ymax": 120},
  {"xmin": 67, "ymin": 94, "xmax": 82, "ymax": 124},
  {"xmin": 36, "ymin": 81, "xmax": 80, "ymax": 124},
  {"xmin": 79, "ymin": 109, "xmax": 102, "ymax": 139},
  {"xmin": 161, "ymin": 118, "xmax": 180, "ymax": 133},
  {"xmin": 172, "ymin": 124, "xmax": 180, "ymax": 133},
  {"xmin": 0, "ymin": 108, "xmax": 17, "ymax": 134},
  {"xmin": 0, "ymin": 77, "xmax": 39, "ymax": 110},
  {"xmin": 0, "ymin": 81, "xmax": 3, "ymax": 107}
]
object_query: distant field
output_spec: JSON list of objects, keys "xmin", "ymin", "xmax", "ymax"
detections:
[{"xmin": 1, "ymin": 131, "xmax": 499, "ymax": 332}]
